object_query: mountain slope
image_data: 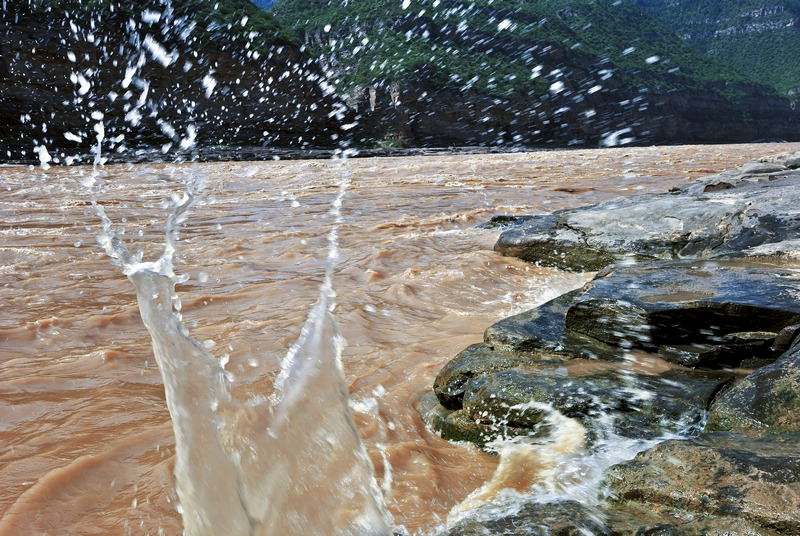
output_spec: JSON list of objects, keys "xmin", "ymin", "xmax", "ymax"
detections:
[
  {"xmin": 637, "ymin": 0, "xmax": 800, "ymax": 98},
  {"xmin": 272, "ymin": 0, "xmax": 800, "ymax": 146},
  {"xmin": 1, "ymin": 0, "xmax": 343, "ymax": 162}
]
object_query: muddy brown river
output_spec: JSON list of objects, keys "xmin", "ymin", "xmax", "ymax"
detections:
[{"xmin": 2, "ymin": 142, "xmax": 799, "ymax": 535}]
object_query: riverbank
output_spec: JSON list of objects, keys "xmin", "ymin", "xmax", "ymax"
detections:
[{"xmin": 423, "ymin": 151, "xmax": 800, "ymax": 534}]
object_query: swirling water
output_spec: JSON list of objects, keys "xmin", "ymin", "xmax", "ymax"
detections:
[{"xmin": 2, "ymin": 143, "xmax": 799, "ymax": 535}]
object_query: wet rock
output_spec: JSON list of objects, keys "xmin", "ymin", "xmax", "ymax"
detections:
[
  {"xmin": 441, "ymin": 500, "xmax": 615, "ymax": 535},
  {"xmin": 482, "ymin": 288, "xmax": 618, "ymax": 359},
  {"xmin": 564, "ymin": 260, "xmax": 800, "ymax": 364},
  {"xmin": 443, "ymin": 259, "xmax": 800, "ymax": 376},
  {"xmin": 706, "ymin": 345, "xmax": 800, "ymax": 435},
  {"xmin": 658, "ymin": 331, "xmax": 778, "ymax": 369},
  {"xmin": 607, "ymin": 433, "xmax": 800, "ymax": 534},
  {"xmin": 495, "ymin": 155, "xmax": 800, "ymax": 270},
  {"xmin": 440, "ymin": 497, "xmax": 779, "ymax": 535},
  {"xmin": 461, "ymin": 368, "xmax": 731, "ymax": 442},
  {"xmin": 428, "ymin": 357, "xmax": 732, "ymax": 446},
  {"xmin": 433, "ymin": 343, "xmax": 566, "ymax": 410},
  {"xmin": 416, "ymin": 391, "xmax": 537, "ymax": 447},
  {"xmin": 773, "ymin": 324, "xmax": 800, "ymax": 352}
]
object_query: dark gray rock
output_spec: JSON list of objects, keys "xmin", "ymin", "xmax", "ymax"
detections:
[
  {"xmin": 564, "ymin": 260, "xmax": 800, "ymax": 364},
  {"xmin": 441, "ymin": 500, "xmax": 615, "ymax": 536},
  {"xmin": 479, "ymin": 259, "xmax": 800, "ymax": 367},
  {"xmin": 495, "ymin": 155, "xmax": 800, "ymax": 271},
  {"xmin": 427, "ymin": 360, "xmax": 732, "ymax": 446},
  {"xmin": 433, "ymin": 343, "xmax": 567, "ymax": 410},
  {"xmin": 417, "ymin": 391, "xmax": 543, "ymax": 447},
  {"xmin": 774, "ymin": 324, "xmax": 800, "ymax": 352},
  {"xmin": 607, "ymin": 433, "xmax": 800, "ymax": 534},
  {"xmin": 461, "ymin": 367, "xmax": 731, "ymax": 442},
  {"xmin": 440, "ymin": 497, "xmax": 779, "ymax": 535},
  {"xmin": 706, "ymin": 345, "xmax": 800, "ymax": 435},
  {"xmin": 482, "ymin": 288, "xmax": 619, "ymax": 359}
]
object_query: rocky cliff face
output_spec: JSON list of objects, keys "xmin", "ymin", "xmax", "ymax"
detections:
[
  {"xmin": 0, "ymin": 2, "xmax": 344, "ymax": 163},
  {"xmin": 637, "ymin": 0, "xmax": 800, "ymax": 98},
  {"xmin": 347, "ymin": 67, "xmax": 800, "ymax": 148},
  {"xmin": 277, "ymin": 0, "xmax": 800, "ymax": 148}
]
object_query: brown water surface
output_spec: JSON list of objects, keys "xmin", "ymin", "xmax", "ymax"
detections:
[{"xmin": 2, "ymin": 143, "xmax": 799, "ymax": 535}]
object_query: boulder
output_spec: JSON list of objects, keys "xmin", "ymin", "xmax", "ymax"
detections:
[
  {"xmin": 607, "ymin": 433, "xmax": 800, "ymax": 534},
  {"xmin": 460, "ymin": 367, "xmax": 731, "ymax": 443},
  {"xmin": 470, "ymin": 259, "xmax": 800, "ymax": 370},
  {"xmin": 440, "ymin": 497, "xmax": 780, "ymax": 535},
  {"xmin": 494, "ymin": 155, "xmax": 800, "ymax": 271},
  {"xmin": 426, "ymin": 363, "xmax": 732, "ymax": 446},
  {"xmin": 433, "ymin": 343, "xmax": 567, "ymax": 410},
  {"xmin": 441, "ymin": 500, "xmax": 616, "ymax": 536},
  {"xmin": 565, "ymin": 260, "xmax": 800, "ymax": 365},
  {"xmin": 482, "ymin": 288, "xmax": 619, "ymax": 359},
  {"xmin": 416, "ymin": 391, "xmax": 541, "ymax": 447},
  {"xmin": 706, "ymin": 344, "xmax": 800, "ymax": 435}
]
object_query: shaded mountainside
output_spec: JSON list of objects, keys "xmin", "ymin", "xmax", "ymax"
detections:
[
  {"xmin": 636, "ymin": 0, "xmax": 800, "ymax": 98},
  {"xmin": 0, "ymin": 0, "xmax": 345, "ymax": 163},
  {"xmin": 3, "ymin": 0, "xmax": 800, "ymax": 161},
  {"xmin": 272, "ymin": 0, "xmax": 800, "ymax": 147}
]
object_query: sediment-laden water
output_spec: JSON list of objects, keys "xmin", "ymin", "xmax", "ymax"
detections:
[{"xmin": 2, "ymin": 142, "xmax": 799, "ymax": 535}]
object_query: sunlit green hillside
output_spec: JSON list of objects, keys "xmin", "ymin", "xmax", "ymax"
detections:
[
  {"xmin": 637, "ymin": 0, "xmax": 800, "ymax": 97},
  {"xmin": 271, "ymin": 0, "xmax": 757, "ymax": 100}
]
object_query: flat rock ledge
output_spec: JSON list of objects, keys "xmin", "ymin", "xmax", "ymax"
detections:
[
  {"xmin": 492, "ymin": 151, "xmax": 800, "ymax": 271},
  {"xmin": 422, "ymin": 152, "xmax": 800, "ymax": 535}
]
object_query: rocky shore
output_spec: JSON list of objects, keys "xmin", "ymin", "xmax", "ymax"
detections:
[{"xmin": 420, "ymin": 151, "xmax": 800, "ymax": 534}]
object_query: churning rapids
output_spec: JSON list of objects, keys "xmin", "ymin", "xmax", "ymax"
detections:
[{"xmin": 2, "ymin": 142, "xmax": 800, "ymax": 535}]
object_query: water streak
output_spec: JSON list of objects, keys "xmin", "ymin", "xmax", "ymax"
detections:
[{"xmin": 86, "ymin": 160, "xmax": 391, "ymax": 535}]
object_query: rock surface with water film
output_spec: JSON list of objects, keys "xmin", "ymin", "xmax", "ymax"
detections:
[
  {"xmin": 607, "ymin": 433, "xmax": 800, "ymax": 534},
  {"xmin": 493, "ymin": 151, "xmax": 800, "ymax": 270},
  {"xmin": 442, "ymin": 496, "xmax": 783, "ymax": 535},
  {"xmin": 706, "ymin": 343, "xmax": 800, "ymax": 435},
  {"xmin": 423, "ymin": 258, "xmax": 800, "ymax": 447},
  {"xmin": 428, "ymin": 153, "xmax": 800, "ymax": 534}
]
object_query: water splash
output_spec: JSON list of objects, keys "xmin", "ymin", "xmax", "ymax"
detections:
[
  {"xmin": 448, "ymin": 403, "xmax": 587, "ymax": 523},
  {"xmin": 84, "ymin": 159, "xmax": 391, "ymax": 535},
  {"xmin": 444, "ymin": 390, "xmax": 684, "ymax": 529}
]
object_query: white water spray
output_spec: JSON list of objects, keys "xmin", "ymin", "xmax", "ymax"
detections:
[{"xmin": 84, "ymin": 157, "xmax": 392, "ymax": 535}]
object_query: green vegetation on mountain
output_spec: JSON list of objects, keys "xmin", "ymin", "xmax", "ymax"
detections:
[
  {"xmin": 8, "ymin": 0, "xmax": 298, "ymax": 51},
  {"xmin": 636, "ymin": 0, "xmax": 800, "ymax": 97},
  {"xmin": 271, "ymin": 0, "xmax": 761, "ymax": 101}
]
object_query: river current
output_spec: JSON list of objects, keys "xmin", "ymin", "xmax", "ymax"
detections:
[{"xmin": 2, "ymin": 142, "xmax": 799, "ymax": 535}]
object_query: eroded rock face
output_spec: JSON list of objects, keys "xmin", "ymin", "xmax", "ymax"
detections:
[
  {"xmin": 707, "ymin": 345, "xmax": 800, "ymax": 435},
  {"xmin": 494, "ymin": 152, "xmax": 800, "ymax": 270},
  {"xmin": 565, "ymin": 260, "xmax": 800, "ymax": 365},
  {"xmin": 440, "ymin": 497, "xmax": 781, "ymax": 536},
  {"xmin": 607, "ymin": 434, "xmax": 800, "ymax": 534}
]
